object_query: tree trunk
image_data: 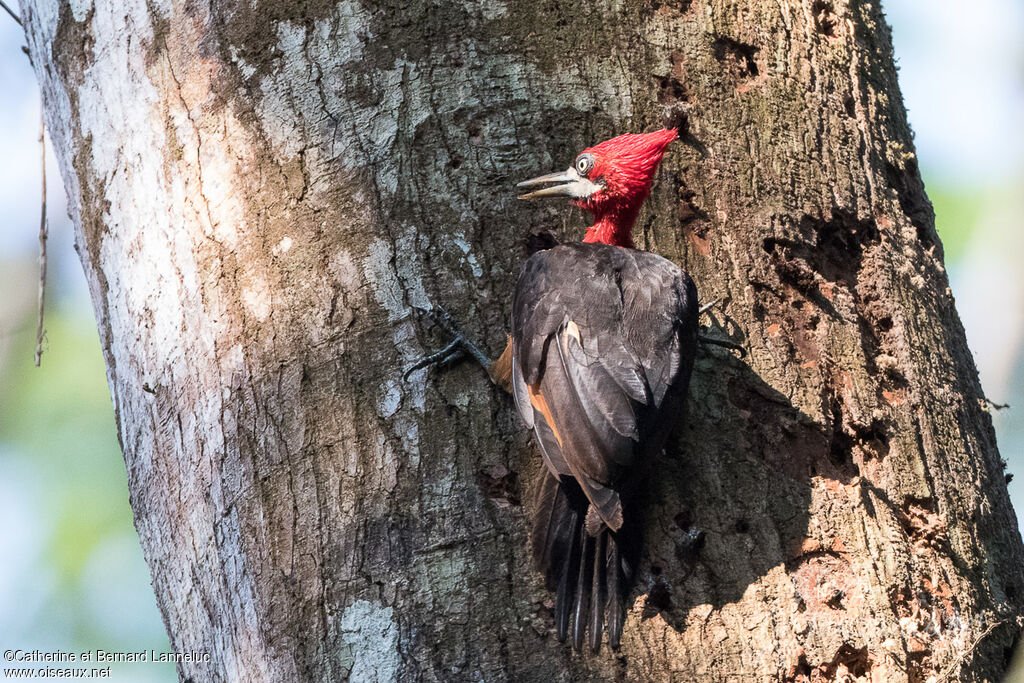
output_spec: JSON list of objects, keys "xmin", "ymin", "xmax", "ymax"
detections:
[{"xmin": 22, "ymin": 0, "xmax": 1024, "ymax": 680}]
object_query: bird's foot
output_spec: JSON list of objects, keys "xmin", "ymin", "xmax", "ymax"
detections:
[
  {"xmin": 404, "ymin": 307, "xmax": 491, "ymax": 380},
  {"xmin": 697, "ymin": 333, "xmax": 747, "ymax": 357},
  {"xmin": 697, "ymin": 297, "xmax": 746, "ymax": 357}
]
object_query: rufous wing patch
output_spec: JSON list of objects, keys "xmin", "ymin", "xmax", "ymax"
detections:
[
  {"xmin": 528, "ymin": 383, "xmax": 563, "ymax": 447},
  {"xmin": 488, "ymin": 336, "xmax": 514, "ymax": 392}
]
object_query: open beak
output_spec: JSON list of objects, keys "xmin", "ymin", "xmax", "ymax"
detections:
[{"xmin": 517, "ymin": 167, "xmax": 601, "ymax": 200}]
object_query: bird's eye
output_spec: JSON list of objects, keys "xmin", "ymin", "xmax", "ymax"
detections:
[{"xmin": 575, "ymin": 154, "xmax": 595, "ymax": 177}]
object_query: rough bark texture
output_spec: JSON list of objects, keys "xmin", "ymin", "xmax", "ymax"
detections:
[{"xmin": 22, "ymin": 0, "xmax": 1024, "ymax": 680}]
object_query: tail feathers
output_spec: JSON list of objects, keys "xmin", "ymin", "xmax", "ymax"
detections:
[
  {"xmin": 532, "ymin": 472, "xmax": 632, "ymax": 652},
  {"xmin": 531, "ymin": 471, "xmax": 577, "ymax": 587},
  {"xmin": 571, "ymin": 532, "xmax": 594, "ymax": 651},
  {"xmin": 607, "ymin": 536, "xmax": 624, "ymax": 649},
  {"xmin": 554, "ymin": 510, "xmax": 582, "ymax": 641},
  {"xmin": 588, "ymin": 531, "xmax": 607, "ymax": 653}
]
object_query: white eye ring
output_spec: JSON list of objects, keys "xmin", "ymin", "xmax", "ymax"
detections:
[{"xmin": 575, "ymin": 154, "xmax": 595, "ymax": 177}]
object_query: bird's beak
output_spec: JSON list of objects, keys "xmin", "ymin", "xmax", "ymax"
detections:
[{"xmin": 517, "ymin": 167, "xmax": 600, "ymax": 200}]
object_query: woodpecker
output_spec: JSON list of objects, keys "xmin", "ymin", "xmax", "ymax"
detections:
[{"xmin": 411, "ymin": 129, "xmax": 701, "ymax": 652}]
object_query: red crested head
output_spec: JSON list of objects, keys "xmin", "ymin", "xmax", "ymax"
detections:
[
  {"xmin": 573, "ymin": 128, "xmax": 678, "ymax": 213},
  {"xmin": 517, "ymin": 128, "xmax": 678, "ymax": 248}
]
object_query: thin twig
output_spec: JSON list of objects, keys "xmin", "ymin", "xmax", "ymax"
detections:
[
  {"xmin": 698, "ymin": 298, "xmax": 721, "ymax": 316},
  {"xmin": 0, "ymin": 0, "xmax": 22, "ymax": 26},
  {"xmin": 34, "ymin": 110, "xmax": 48, "ymax": 367},
  {"xmin": 935, "ymin": 617, "xmax": 1018, "ymax": 682},
  {"xmin": 980, "ymin": 397, "xmax": 1010, "ymax": 412}
]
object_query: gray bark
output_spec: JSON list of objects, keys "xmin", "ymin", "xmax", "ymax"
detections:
[{"xmin": 22, "ymin": 0, "xmax": 1024, "ymax": 680}]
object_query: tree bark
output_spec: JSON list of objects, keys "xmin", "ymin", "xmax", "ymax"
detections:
[{"xmin": 22, "ymin": 0, "xmax": 1024, "ymax": 680}]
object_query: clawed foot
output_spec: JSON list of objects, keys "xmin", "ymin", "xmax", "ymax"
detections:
[
  {"xmin": 697, "ymin": 298, "xmax": 747, "ymax": 357},
  {"xmin": 404, "ymin": 307, "xmax": 491, "ymax": 380}
]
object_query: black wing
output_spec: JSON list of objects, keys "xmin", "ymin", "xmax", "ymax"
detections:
[{"xmin": 510, "ymin": 243, "xmax": 698, "ymax": 530}]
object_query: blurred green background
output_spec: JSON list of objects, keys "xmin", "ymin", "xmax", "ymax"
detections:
[{"xmin": 0, "ymin": 2, "xmax": 1021, "ymax": 681}]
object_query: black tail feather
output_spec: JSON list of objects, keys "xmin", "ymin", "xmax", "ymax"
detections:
[
  {"xmin": 572, "ymin": 532, "xmax": 594, "ymax": 652},
  {"xmin": 554, "ymin": 507, "xmax": 581, "ymax": 642},
  {"xmin": 607, "ymin": 536, "xmax": 624, "ymax": 649},
  {"xmin": 532, "ymin": 472, "xmax": 634, "ymax": 653},
  {"xmin": 588, "ymin": 530, "xmax": 607, "ymax": 652}
]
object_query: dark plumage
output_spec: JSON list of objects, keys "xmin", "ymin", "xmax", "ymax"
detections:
[
  {"xmin": 411, "ymin": 128, "xmax": 696, "ymax": 652},
  {"xmin": 509, "ymin": 243, "xmax": 698, "ymax": 650}
]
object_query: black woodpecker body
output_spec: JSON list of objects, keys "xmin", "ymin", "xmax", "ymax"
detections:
[
  {"xmin": 509, "ymin": 241, "xmax": 698, "ymax": 651},
  {"xmin": 497, "ymin": 128, "xmax": 699, "ymax": 650},
  {"xmin": 409, "ymin": 128, "xmax": 701, "ymax": 652}
]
